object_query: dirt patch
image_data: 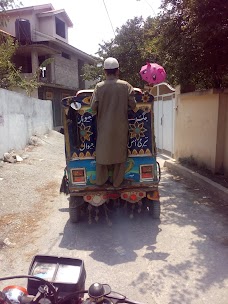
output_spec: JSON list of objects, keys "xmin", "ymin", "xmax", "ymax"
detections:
[
  {"xmin": 0, "ymin": 209, "xmax": 41, "ymax": 248},
  {"xmin": 36, "ymin": 181, "xmax": 60, "ymax": 201},
  {"xmin": 0, "ymin": 181, "xmax": 61, "ymax": 250},
  {"xmin": 0, "ymin": 131, "xmax": 65, "ymax": 252}
]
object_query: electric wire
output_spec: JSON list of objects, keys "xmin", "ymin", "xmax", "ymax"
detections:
[
  {"xmin": 102, "ymin": 0, "xmax": 116, "ymax": 37},
  {"xmin": 144, "ymin": 0, "xmax": 156, "ymax": 15},
  {"xmin": 137, "ymin": 0, "xmax": 156, "ymax": 15}
]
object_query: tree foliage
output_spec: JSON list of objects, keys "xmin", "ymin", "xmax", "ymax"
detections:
[
  {"xmin": 0, "ymin": 0, "xmax": 20, "ymax": 10},
  {"xmin": 0, "ymin": 1, "xmax": 53, "ymax": 95},
  {"xmin": 157, "ymin": 0, "xmax": 228, "ymax": 91},
  {"xmin": 0, "ymin": 33, "xmax": 52, "ymax": 95},
  {"xmin": 83, "ymin": 17, "xmax": 160, "ymax": 88},
  {"xmin": 82, "ymin": 57, "xmax": 104, "ymax": 87},
  {"xmin": 99, "ymin": 17, "xmax": 146, "ymax": 86},
  {"xmin": 83, "ymin": 0, "xmax": 228, "ymax": 92}
]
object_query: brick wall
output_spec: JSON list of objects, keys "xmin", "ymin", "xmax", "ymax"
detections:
[{"xmin": 54, "ymin": 54, "xmax": 79, "ymax": 89}]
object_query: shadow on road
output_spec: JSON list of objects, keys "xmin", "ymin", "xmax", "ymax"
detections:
[
  {"xmin": 59, "ymin": 206, "xmax": 166, "ymax": 266},
  {"xmin": 129, "ymin": 171, "xmax": 228, "ymax": 303},
  {"xmin": 58, "ymin": 167, "xmax": 228, "ymax": 303}
]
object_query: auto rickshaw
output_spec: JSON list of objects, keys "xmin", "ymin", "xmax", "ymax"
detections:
[{"xmin": 60, "ymin": 88, "xmax": 161, "ymax": 224}]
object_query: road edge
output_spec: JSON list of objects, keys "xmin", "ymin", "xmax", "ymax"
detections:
[{"xmin": 164, "ymin": 160, "xmax": 228, "ymax": 202}]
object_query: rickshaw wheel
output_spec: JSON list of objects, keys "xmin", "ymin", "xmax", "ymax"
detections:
[
  {"xmin": 149, "ymin": 200, "xmax": 161, "ymax": 219},
  {"xmin": 69, "ymin": 196, "xmax": 83, "ymax": 223},
  {"xmin": 142, "ymin": 198, "xmax": 160, "ymax": 219},
  {"xmin": 69, "ymin": 206, "xmax": 80, "ymax": 223}
]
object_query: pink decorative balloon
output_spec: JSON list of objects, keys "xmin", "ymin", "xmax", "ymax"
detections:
[{"xmin": 139, "ymin": 62, "xmax": 166, "ymax": 85}]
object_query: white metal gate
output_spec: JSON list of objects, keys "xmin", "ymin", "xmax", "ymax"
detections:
[{"xmin": 151, "ymin": 83, "xmax": 175, "ymax": 156}]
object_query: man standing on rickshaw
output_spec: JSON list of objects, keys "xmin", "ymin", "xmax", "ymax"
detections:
[{"xmin": 90, "ymin": 57, "xmax": 136, "ymax": 187}]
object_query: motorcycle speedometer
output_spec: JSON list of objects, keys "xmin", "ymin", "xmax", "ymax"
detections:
[{"xmin": 27, "ymin": 255, "xmax": 86, "ymax": 300}]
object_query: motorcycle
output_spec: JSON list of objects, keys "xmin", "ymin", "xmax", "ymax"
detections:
[{"xmin": 0, "ymin": 255, "xmax": 144, "ymax": 304}]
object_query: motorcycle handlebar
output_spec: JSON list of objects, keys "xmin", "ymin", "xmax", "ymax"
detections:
[
  {"xmin": 0, "ymin": 275, "xmax": 145, "ymax": 304},
  {"xmin": 0, "ymin": 275, "xmax": 57, "ymax": 296}
]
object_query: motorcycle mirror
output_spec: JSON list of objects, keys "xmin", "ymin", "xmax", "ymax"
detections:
[{"xmin": 88, "ymin": 283, "xmax": 111, "ymax": 298}]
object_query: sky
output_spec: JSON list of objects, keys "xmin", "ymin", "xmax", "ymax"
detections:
[{"xmin": 20, "ymin": 0, "xmax": 162, "ymax": 56}]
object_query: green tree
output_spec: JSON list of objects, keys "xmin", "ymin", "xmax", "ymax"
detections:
[
  {"xmin": 0, "ymin": 33, "xmax": 20, "ymax": 89},
  {"xmin": 99, "ymin": 16, "xmax": 155, "ymax": 87},
  {"xmin": 0, "ymin": 33, "xmax": 52, "ymax": 95},
  {"xmin": 0, "ymin": 1, "xmax": 53, "ymax": 95},
  {"xmin": 82, "ymin": 58, "xmax": 104, "ymax": 87},
  {"xmin": 157, "ymin": 0, "xmax": 228, "ymax": 91},
  {"xmin": 83, "ymin": 16, "xmax": 160, "ymax": 88}
]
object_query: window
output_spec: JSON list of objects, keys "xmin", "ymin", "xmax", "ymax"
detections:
[
  {"xmin": 14, "ymin": 55, "xmax": 32, "ymax": 73},
  {"xmin": 55, "ymin": 17, "xmax": 66, "ymax": 38},
  {"xmin": 39, "ymin": 56, "xmax": 47, "ymax": 78}
]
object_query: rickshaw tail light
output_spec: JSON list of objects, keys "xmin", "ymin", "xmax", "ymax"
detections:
[
  {"xmin": 72, "ymin": 168, "xmax": 86, "ymax": 184},
  {"xmin": 130, "ymin": 194, "xmax": 137, "ymax": 201},
  {"xmin": 140, "ymin": 165, "xmax": 154, "ymax": 180},
  {"xmin": 121, "ymin": 191, "xmax": 146, "ymax": 202}
]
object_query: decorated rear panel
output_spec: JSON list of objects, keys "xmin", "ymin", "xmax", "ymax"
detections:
[{"xmin": 62, "ymin": 90, "xmax": 155, "ymax": 162}]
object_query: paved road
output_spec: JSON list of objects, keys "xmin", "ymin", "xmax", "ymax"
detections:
[{"xmin": 0, "ymin": 132, "xmax": 228, "ymax": 304}]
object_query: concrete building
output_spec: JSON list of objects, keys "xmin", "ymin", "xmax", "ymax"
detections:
[{"xmin": 0, "ymin": 3, "xmax": 95, "ymax": 128}]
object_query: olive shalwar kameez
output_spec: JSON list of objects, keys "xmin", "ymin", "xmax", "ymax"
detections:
[{"xmin": 90, "ymin": 76, "xmax": 136, "ymax": 187}]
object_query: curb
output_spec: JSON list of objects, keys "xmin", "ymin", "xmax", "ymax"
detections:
[{"xmin": 164, "ymin": 160, "xmax": 228, "ymax": 202}]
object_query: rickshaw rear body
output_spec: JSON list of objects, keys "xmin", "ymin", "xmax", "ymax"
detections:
[{"xmin": 61, "ymin": 88, "xmax": 161, "ymax": 221}]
